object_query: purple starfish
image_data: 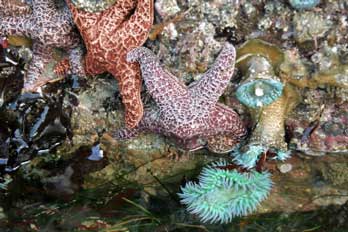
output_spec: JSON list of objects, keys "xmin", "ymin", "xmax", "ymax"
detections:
[
  {"xmin": 0, "ymin": 0, "xmax": 85, "ymax": 92},
  {"xmin": 0, "ymin": 0, "xmax": 32, "ymax": 16},
  {"xmin": 116, "ymin": 42, "xmax": 247, "ymax": 153}
]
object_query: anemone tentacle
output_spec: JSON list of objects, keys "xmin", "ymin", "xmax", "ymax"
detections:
[
  {"xmin": 178, "ymin": 161, "xmax": 272, "ymax": 224},
  {"xmin": 231, "ymin": 144, "xmax": 266, "ymax": 169}
]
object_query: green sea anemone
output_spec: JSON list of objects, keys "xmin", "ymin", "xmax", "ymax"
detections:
[
  {"xmin": 236, "ymin": 56, "xmax": 284, "ymax": 108},
  {"xmin": 233, "ymin": 84, "xmax": 300, "ymax": 169},
  {"xmin": 178, "ymin": 161, "xmax": 272, "ymax": 224},
  {"xmin": 231, "ymin": 144, "xmax": 291, "ymax": 169},
  {"xmin": 232, "ymin": 144, "xmax": 266, "ymax": 169}
]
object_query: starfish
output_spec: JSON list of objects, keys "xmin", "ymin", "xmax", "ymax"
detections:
[
  {"xmin": 116, "ymin": 43, "xmax": 247, "ymax": 153},
  {"xmin": 0, "ymin": 0, "xmax": 32, "ymax": 16},
  {"xmin": 66, "ymin": 0, "xmax": 154, "ymax": 128},
  {"xmin": 0, "ymin": 0, "xmax": 85, "ymax": 92}
]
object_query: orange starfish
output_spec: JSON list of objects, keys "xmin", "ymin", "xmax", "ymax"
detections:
[{"xmin": 66, "ymin": 0, "xmax": 154, "ymax": 128}]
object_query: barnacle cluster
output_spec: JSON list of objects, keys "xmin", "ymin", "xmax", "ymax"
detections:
[
  {"xmin": 293, "ymin": 11, "xmax": 332, "ymax": 45},
  {"xmin": 71, "ymin": 0, "xmax": 117, "ymax": 12},
  {"xmin": 280, "ymin": 43, "xmax": 348, "ymax": 89}
]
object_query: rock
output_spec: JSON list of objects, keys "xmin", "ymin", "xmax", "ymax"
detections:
[
  {"xmin": 155, "ymin": 0, "xmax": 181, "ymax": 19},
  {"xmin": 319, "ymin": 162, "xmax": 348, "ymax": 187},
  {"xmin": 0, "ymin": 207, "xmax": 5, "ymax": 220},
  {"xmin": 287, "ymin": 101, "xmax": 348, "ymax": 155}
]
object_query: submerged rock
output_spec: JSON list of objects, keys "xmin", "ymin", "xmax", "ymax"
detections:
[
  {"xmin": 287, "ymin": 102, "xmax": 348, "ymax": 155},
  {"xmin": 319, "ymin": 162, "xmax": 348, "ymax": 187}
]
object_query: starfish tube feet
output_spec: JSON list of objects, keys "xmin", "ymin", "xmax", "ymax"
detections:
[
  {"xmin": 68, "ymin": 46, "xmax": 86, "ymax": 78},
  {"xmin": 206, "ymin": 135, "xmax": 240, "ymax": 154},
  {"xmin": 70, "ymin": 0, "xmax": 117, "ymax": 12}
]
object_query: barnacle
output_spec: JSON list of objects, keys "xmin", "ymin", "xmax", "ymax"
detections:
[
  {"xmin": 280, "ymin": 45, "xmax": 348, "ymax": 89},
  {"xmin": 179, "ymin": 161, "xmax": 272, "ymax": 224},
  {"xmin": 71, "ymin": 0, "xmax": 117, "ymax": 12},
  {"xmin": 293, "ymin": 11, "xmax": 332, "ymax": 44}
]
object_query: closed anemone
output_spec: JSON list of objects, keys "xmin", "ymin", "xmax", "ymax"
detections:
[
  {"xmin": 236, "ymin": 56, "xmax": 284, "ymax": 108},
  {"xmin": 178, "ymin": 161, "xmax": 272, "ymax": 224},
  {"xmin": 236, "ymin": 79, "xmax": 284, "ymax": 108}
]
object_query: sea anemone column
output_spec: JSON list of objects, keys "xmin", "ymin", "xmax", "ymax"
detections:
[{"xmin": 234, "ymin": 56, "xmax": 300, "ymax": 169}]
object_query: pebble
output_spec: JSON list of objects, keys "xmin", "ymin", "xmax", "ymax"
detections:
[{"xmin": 278, "ymin": 163, "xmax": 293, "ymax": 173}]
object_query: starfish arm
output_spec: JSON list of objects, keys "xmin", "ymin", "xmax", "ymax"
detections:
[
  {"xmin": 207, "ymin": 103, "xmax": 247, "ymax": 141},
  {"xmin": 0, "ymin": 0, "xmax": 32, "ymax": 16},
  {"xmin": 109, "ymin": 62, "xmax": 143, "ymax": 128},
  {"xmin": 127, "ymin": 47, "xmax": 189, "ymax": 110},
  {"xmin": 23, "ymin": 43, "xmax": 54, "ymax": 92},
  {"xmin": 119, "ymin": 0, "xmax": 154, "ymax": 48},
  {"xmin": 66, "ymin": 0, "xmax": 137, "ymax": 34},
  {"xmin": 115, "ymin": 107, "xmax": 161, "ymax": 139},
  {"xmin": 65, "ymin": 0, "xmax": 101, "ymax": 32},
  {"xmin": 0, "ymin": 15, "xmax": 32, "ymax": 38},
  {"xmin": 84, "ymin": 52, "xmax": 105, "ymax": 75},
  {"xmin": 67, "ymin": 46, "xmax": 86, "ymax": 78},
  {"xmin": 104, "ymin": 0, "xmax": 137, "ymax": 24},
  {"xmin": 32, "ymin": 0, "xmax": 56, "ymax": 11},
  {"xmin": 189, "ymin": 43, "xmax": 236, "ymax": 109},
  {"xmin": 28, "ymin": 1, "xmax": 80, "ymax": 48}
]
